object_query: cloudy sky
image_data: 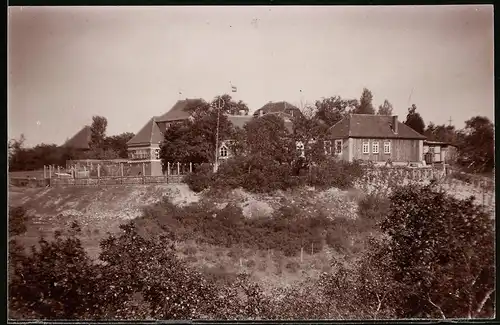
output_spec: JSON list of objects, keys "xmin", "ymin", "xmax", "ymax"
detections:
[{"xmin": 8, "ymin": 5, "xmax": 494, "ymax": 146}]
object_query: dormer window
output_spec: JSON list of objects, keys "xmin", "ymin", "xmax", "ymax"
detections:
[{"xmin": 220, "ymin": 145, "xmax": 228, "ymax": 158}]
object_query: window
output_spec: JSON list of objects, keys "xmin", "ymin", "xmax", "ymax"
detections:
[
  {"xmin": 384, "ymin": 141, "xmax": 391, "ymax": 154},
  {"xmin": 154, "ymin": 148, "xmax": 160, "ymax": 160},
  {"xmin": 362, "ymin": 141, "xmax": 370, "ymax": 154},
  {"xmin": 334, "ymin": 140, "xmax": 342, "ymax": 155},
  {"xmin": 372, "ymin": 141, "xmax": 379, "ymax": 154},
  {"xmin": 296, "ymin": 141, "xmax": 305, "ymax": 157},
  {"xmin": 220, "ymin": 145, "xmax": 228, "ymax": 157},
  {"xmin": 324, "ymin": 141, "xmax": 332, "ymax": 155}
]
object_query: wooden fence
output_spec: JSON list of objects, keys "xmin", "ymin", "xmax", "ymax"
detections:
[{"xmin": 49, "ymin": 175, "xmax": 184, "ymax": 186}]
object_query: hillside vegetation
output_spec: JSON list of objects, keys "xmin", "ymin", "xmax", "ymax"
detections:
[{"xmin": 8, "ymin": 173, "xmax": 495, "ymax": 320}]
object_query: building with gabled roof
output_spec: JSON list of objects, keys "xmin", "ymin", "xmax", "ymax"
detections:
[
  {"xmin": 63, "ymin": 125, "xmax": 92, "ymax": 150},
  {"xmin": 327, "ymin": 114, "xmax": 426, "ymax": 165},
  {"xmin": 127, "ymin": 98, "xmax": 304, "ymax": 175},
  {"xmin": 253, "ymin": 101, "xmax": 302, "ymax": 119}
]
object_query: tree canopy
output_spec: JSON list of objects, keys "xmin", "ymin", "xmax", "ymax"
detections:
[
  {"xmin": 377, "ymin": 99, "xmax": 394, "ymax": 116},
  {"xmin": 314, "ymin": 96, "xmax": 357, "ymax": 127},
  {"xmin": 89, "ymin": 116, "xmax": 108, "ymax": 150},
  {"xmin": 159, "ymin": 96, "xmax": 239, "ymax": 167},
  {"xmin": 404, "ymin": 104, "xmax": 425, "ymax": 135},
  {"xmin": 456, "ymin": 116, "xmax": 494, "ymax": 173},
  {"xmin": 353, "ymin": 88, "xmax": 375, "ymax": 115}
]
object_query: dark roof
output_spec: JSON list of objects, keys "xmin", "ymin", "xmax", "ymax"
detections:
[
  {"xmin": 328, "ymin": 114, "xmax": 426, "ymax": 140},
  {"xmin": 424, "ymin": 140, "xmax": 456, "ymax": 147},
  {"xmin": 226, "ymin": 115, "xmax": 253, "ymax": 129},
  {"xmin": 253, "ymin": 101, "xmax": 301, "ymax": 118},
  {"xmin": 127, "ymin": 117, "xmax": 164, "ymax": 147},
  {"xmin": 156, "ymin": 98, "xmax": 204, "ymax": 123},
  {"xmin": 63, "ymin": 125, "xmax": 91, "ymax": 149}
]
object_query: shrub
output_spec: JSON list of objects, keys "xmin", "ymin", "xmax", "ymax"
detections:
[
  {"xmin": 308, "ymin": 159, "xmax": 364, "ymax": 190},
  {"xmin": 184, "ymin": 164, "xmax": 215, "ymax": 192},
  {"xmin": 380, "ymin": 183, "xmax": 495, "ymax": 318},
  {"xmin": 9, "ymin": 222, "xmax": 101, "ymax": 319},
  {"xmin": 356, "ymin": 194, "xmax": 390, "ymax": 231},
  {"xmin": 285, "ymin": 261, "xmax": 300, "ymax": 273},
  {"xmin": 9, "ymin": 206, "xmax": 28, "ymax": 237},
  {"xmin": 450, "ymin": 171, "xmax": 473, "ymax": 184}
]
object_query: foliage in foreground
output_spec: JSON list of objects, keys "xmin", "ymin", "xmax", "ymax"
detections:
[
  {"xmin": 185, "ymin": 157, "xmax": 364, "ymax": 194},
  {"xmin": 140, "ymin": 192, "xmax": 386, "ymax": 257},
  {"xmin": 8, "ymin": 184, "xmax": 495, "ymax": 320}
]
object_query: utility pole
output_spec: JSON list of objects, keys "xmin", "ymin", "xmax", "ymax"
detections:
[
  {"xmin": 448, "ymin": 116, "xmax": 452, "ymax": 126},
  {"xmin": 213, "ymin": 97, "xmax": 225, "ymax": 173}
]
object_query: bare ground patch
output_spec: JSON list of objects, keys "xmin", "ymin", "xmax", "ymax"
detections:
[{"xmin": 9, "ymin": 184, "xmax": 201, "ymax": 260}]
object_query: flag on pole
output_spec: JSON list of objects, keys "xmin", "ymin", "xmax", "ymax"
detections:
[{"xmin": 231, "ymin": 85, "xmax": 237, "ymax": 92}]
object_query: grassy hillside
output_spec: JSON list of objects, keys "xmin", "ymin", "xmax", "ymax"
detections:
[{"xmin": 9, "ymin": 184, "xmax": 200, "ymax": 260}]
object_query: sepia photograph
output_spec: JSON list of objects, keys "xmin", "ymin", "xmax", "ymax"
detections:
[{"xmin": 8, "ymin": 5, "xmax": 495, "ymax": 321}]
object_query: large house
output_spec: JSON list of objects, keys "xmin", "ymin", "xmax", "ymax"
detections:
[
  {"xmin": 126, "ymin": 99, "xmax": 204, "ymax": 176},
  {"xmin": 126, "ymin": 99, "xmax": 299, "ymax": 174},
  {"xmin": 253, "ymin": 101, "xmax": 301, "ymax": 119},
  {"xmin": 63, "ymin": 125, "xmax": 92, "ymax": 151},
  {"xmin": 327, "ymin": 114, "xmax": 426, "ymax": 165}
]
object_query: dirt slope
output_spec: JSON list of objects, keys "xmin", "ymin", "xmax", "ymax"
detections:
[{"xmin": 9, "ymin": 184, "xmax": 200, "ymax": 259}]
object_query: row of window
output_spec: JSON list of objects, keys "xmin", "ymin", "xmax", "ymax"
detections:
[
  {"xmin": 362, "ymin": 140, "xmax": 391, "ymax": 154},
  {"xmin": 129, "ymin": 148, "xmax": 160, "ymax": 160}
]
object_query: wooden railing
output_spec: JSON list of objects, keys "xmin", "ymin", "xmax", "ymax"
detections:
[{"xmin": 49, "ymin": 175, "xmax": 184, "ymax": 186}]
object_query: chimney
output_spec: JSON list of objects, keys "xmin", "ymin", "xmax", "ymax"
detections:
[
  {"xmin": 260, "ymin": 110, "xmax": 264, "ymax": 116},
  {"xmin": 392, "ymin": 115, "xmax": 398, "ymax": 134}
]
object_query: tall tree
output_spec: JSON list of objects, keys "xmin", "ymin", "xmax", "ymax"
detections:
[
  {"xmin": 103, "ymin": 132, "xmax": 135, "ymax": 158},
  {"xmin": 424, "ymin": 123, "xmax": 457, "ymax": 144},
  {"xmin": 377, "ymin": 99, "xmax": 394, "ymax": 116},
  {"xmin": 292, "ymin": 105, "xmax": 329, "ymax": 166},
  {"xmin": 314, "ymin": 96, "xmax": 358, "ymax": 127},
  {"xmin": 159, "ymin": 97, "xmax": 236, "ymax": 167},
  {"xmin": 353, "ymin": 88, "xmax": 375, "ymax": 114},
  {"xmin": 187, "ymin": 94, "xmax": 249, "ymax": 116},
  {"xmin": 243, "ymin": 114, "xmax": 295, "ymax": 165},
  {"xmin": 457, "ymin": 116, "xmax": 494, "ymax": 173},
  {"xmin": 89, "ymin": 116, "xmax": 108, "ymax": 150},
  {"xmin": 404, "ymin": 104, "xmax": 425, "ymax": 135}
]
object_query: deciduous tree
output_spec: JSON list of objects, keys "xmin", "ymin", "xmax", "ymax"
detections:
[
  {"xmin": 404, "ymin": 104, "xmax": 425, "ymax": 135},
  {"xmin": 456, "ymin": 116, "xmax": 494, "ymax": 173},
  {"xmin": 377, "ymin": 100, "xmax": 394, "ymax": 116},
  {"xmin": 314, "ymin": 96, "xmax": 357, "ymax": 127},
  {"xmin": 103, "ymin": 132, "xmax": 135, "ymax": 158},
  {"xmin": 353, "ymin": 88, "xmax": 375, "ymax": 115},
  {"xmin": 160, "ymin": 96, "xmax": 238, "ymax": 167},
  {"xmin": 89, "ymin": 116, "xmax": 108, "ymax": 150},
  {"xmin": 380, "ymin": 184, "xmax": 495, "ymax": 319}
]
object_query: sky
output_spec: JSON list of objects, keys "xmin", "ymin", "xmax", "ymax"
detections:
[{"xmin": 8, "ymin": 5, "xmax": 494, "ymax": 147}]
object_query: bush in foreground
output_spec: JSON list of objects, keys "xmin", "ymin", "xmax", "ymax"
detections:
[
  {"xmin": 9, "ymin": 184, "xmax": 494, "ymax": 320},
  {"xmin": 186, "ymin": 156, "xmax": 365, "ymax": 194},
  {"xmin": 9, "ymin": 206, "xmax": 28, "ymax": 237},
  {"xmin": 380, "ymin": 183, "xmax": 495, "ymax": 318}
]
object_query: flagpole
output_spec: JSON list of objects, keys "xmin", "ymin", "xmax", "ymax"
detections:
[
  {"xmin": 214, "ymin": 106, "xmax": 220, "ymax": 173},
  {"xmin": 213, "ymin": 96, "xmax": 224, "ymax": 173}
]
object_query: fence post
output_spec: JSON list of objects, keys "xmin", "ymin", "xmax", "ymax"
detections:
[
  {"xmin": 300, "ymin": 247, "xmax": 304, "ymax": 263},
  {"xmin": 177, "ymin": 162, "xmax": 180, "ymax": 176},
  {"xmin": 49, "ymin": 165, "xmax": 52, "ymax": 179},
  {"xmin": 120, "ymin": 163, "xmax": 124, "ymax": 184},
  {"xmin": 97, "ymin": 164, "xmax": 101, "ymax": 185},
  {"xmin": 190, "ymin": 162, "xmax": 193, "ymax": 173},
  {"xmin": 43, "ymin": 165, "xmax": 46, "ymax": 179}
]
